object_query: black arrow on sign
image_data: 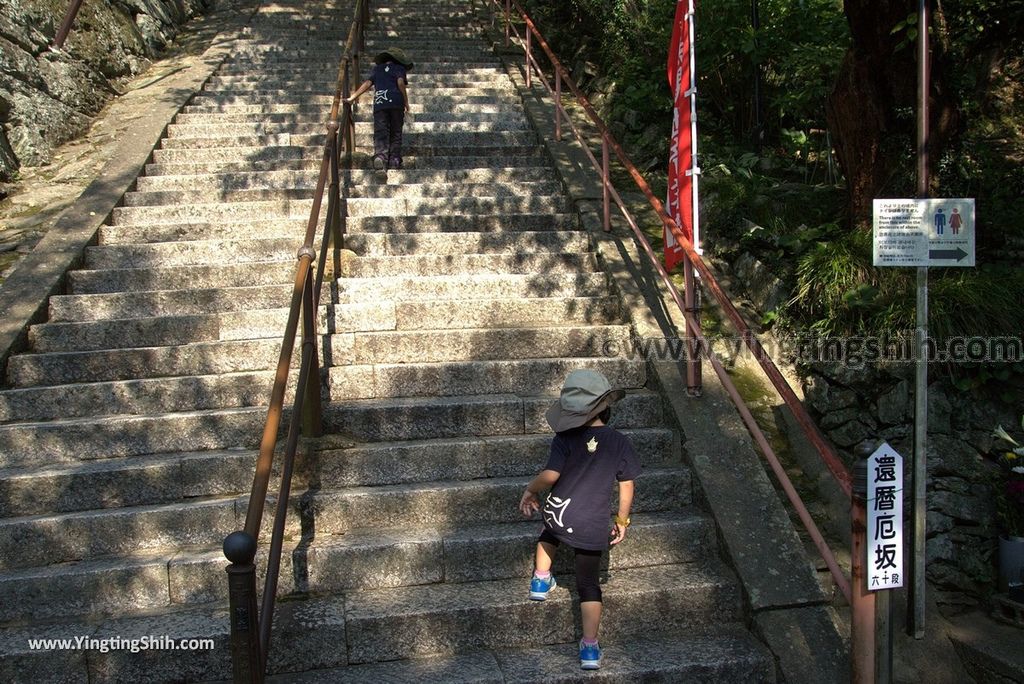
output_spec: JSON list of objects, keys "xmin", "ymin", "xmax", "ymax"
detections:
[{"xmin": 928, "ymin": 247, "xmax": 968, "ymax": 261}]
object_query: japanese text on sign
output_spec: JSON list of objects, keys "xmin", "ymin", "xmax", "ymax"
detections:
[{"xmin": 867, "ymin": 443, "xmax": 904, "ymax": 590}]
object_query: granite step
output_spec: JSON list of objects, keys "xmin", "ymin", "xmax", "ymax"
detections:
[
  {"xmin": 0, "ymin": 512, "xmax": 711, "ymax": 623},
  {"xmin": 156, "ymin": 130, "xmax": 536, "ymax": 150},
  {"xmin": 0, "ymin": 465, "xmax": 683, "ymax": 574},
  {"xmin": 333, "ymin": 272, "xmax": 607, "ymax": 302},
  {"xmin": 0, "ymin": 391, "xmax": 665, "ymax": 466},
  {"xmin": 340, "ymin": 562, "xmax": 742, "ymax": 664},
  {"xmin": 172, "ymin": 109, "xmax": 527, "ymax": 124},
  {"xmin": 131, "ymin": 166, "xmax": 554, "ymax": 194},
  {"xmin": 0, "ymin": 426, "xmax": 673, "ymax": 517},
  {"xmin": 119, "ymin": 179, "xmax": 557, "ymax": 208},
  {"xmin": 0, "ymin": 593, "xmax": 347, "ymax": 682},
  {"xmin": 266, "ymin": 630, "xmax": 775, "ymax": 683},
  {"xmin": 302, "ymin": 468, "xmax": 690, "ymax": 537}
]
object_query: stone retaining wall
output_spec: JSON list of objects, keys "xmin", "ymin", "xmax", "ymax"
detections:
[
  {"xmin": 803, "ymin": 360, "xmax": 1020, "ymax": 610},
  {"xmin": 1, "ymin": 0, "xmax": 212, "ymax": 183}
]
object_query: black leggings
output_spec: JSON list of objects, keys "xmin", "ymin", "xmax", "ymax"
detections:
[{"xmin": 538, "ymin": 528, "xmax": 603, "ymax": 603}]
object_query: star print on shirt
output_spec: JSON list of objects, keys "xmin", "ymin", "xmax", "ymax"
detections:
[{"xmin": 586, "ymin": 437, "xmax": 598, "ymax": 453}]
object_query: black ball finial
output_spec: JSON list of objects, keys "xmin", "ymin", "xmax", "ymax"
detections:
[{"xmin": 223, "ymin": 531, "xmax": 257, "ymax": 564}]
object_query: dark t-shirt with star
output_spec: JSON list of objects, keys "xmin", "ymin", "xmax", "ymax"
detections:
[
  {"xmin": 541, "ymin": 425, "xmax": 642, "ymax": 551},
  {"xmin": 368, "ymin": 62, "xmax": 407, "ymax": 111}
]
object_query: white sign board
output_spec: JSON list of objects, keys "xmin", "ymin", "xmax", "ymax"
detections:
[
  {"xmin": 873, "ymin": 198, "xmax": 975, "ymax": 267},
  {"xmin": 867, "ymin": 442, "xmax": 904, "ymax": 591}
]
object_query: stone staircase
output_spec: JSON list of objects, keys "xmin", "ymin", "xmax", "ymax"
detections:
[{"xmin": 0, "ymin": 0, "xmax": 776, "ymax": 681}]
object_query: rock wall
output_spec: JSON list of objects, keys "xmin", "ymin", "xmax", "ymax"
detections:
[
  {"xmin": 802, "ymin": 361, "xmax": 1020, "ymax": 612},
  {"xmin": 0, "ymin": 0, "xmax": 212, "ymax": 182}
]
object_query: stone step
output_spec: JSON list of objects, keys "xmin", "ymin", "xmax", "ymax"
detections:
[
  {"xmin": 339, "ymin": 295, "xmax": 621, "ymax": 331},
  {"xmin": 0, "ymin": 391, "xmax": 664, "ymax": 466},
  {"xmin": 205, "ymin": 69, "xmax": 507, "ymax": 85},
  {"xmin": 346, "ymin": 229, "xmax": 586, "ymax": 255},
  {"xmin": 340, "ymin": 562, "xmax": 741, "ymax": 664},
  {"xmin": 8, "ymin": 337, "xmax": 285, "ymax": 385},
  {"xmin": 333, "ymin": 272, "xmax": 607, "ymax": 303},
  {"xmin": 132, "ymin": 166, "xmax": 554, "ymax": 194},
  {"xmin": 340, "ymin": 251, "xmax": 595, "ymax": 277},
  {"xmin": 156, "ymin": 130, "xmax": 536, "ymax": 150},
  {"xmin": 0, "ymin": 354, "xmax": 641, "ymax": 423},
  {"xmin": 0, "ymin": 496, "xmax": 241, "ymax": 571},
  {"xmin": 346, "ymin": 211, "xmax": 577, "ymax": 233},
  {"xmin": 27, "ymin": 307, "xmax": 295, "ymax": 352},
  {"xmin": 68, "ymin": 259, "xmax": 295, "ymax": 294},
  {"xmin": 172, "ymin": 109, "xmax": 526, "ymax": 124},
  {"xmin": 0, "ymin": 464, "xmax": 682, "ymax": 574},
  {"xmin": 327, "ymin": 356, "xmax": 645, "ymax": 402},
  {"xmin": 0, "ymin": 512, "xmax": 711, "ymax": 623},
  {"xmin": 266, "ymin": 630, "xmax": 775, "ymax": 683},
  {"xmin": 185, "ymin": 92, "xmax": 519, "ymax": 107},
  {"xmin": 120, "ymin": 179, "xmax": 558, "ymax": 208},
  {"xmin": 96, "ymin": 217, "xmax": 308, "ymax": 245},
  {"xmin": 0, "ymin": 370, "xmax": 285, "ymax": 423},
  {"xmin": 0, "ymin": 426, "xmax": 673, "ymax": 517},
  {"xmin": 200, "ymin": 78, "xmax": 515, "ymax": 95},
  {"xmin": 142, "ymin": 152, "xmax": 549, "ymax": 176},
  {"xmin": 214, "ymin": 61, "xmax": 505, "ymax": 76},
  {"xmin": 48, "ymin": 284, "xmax": 293, "ymax": 321},
  {"xmin": 12, "ymin": 318, "xmax": 624, "ymax": 385},
  {"xmin": 303, "ymin": 468, "xmax": 689, "ymax": 537},
  {"xmin": 180, "ymin": 101, "xmax": 514, "ymax": 115},
  {"xmin": 166, "ymin": 119, "xmax": 532, "ymax": 139},
  {"xmin": 0, "ymin": 593, "xmax": 347, "ymax": 682},
  {"xmin": 83, "ymin": 238, "xmax": 303, "ymax": 270},
  {"xmin": 111, "ymin": 194, "xmax": 569, "ymax": 224}
]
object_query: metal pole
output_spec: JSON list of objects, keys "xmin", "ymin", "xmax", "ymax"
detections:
[
  {"xmin": 602, "ymin": 136, "xmax": 611, "ymax": 232},
  {"xmin": 504, "ymin": 0, "xmax": 510, "ymax": 47},
  {"xmin": 52, "ymin": 0, "xmax": 85, "ymax": 49},
  {"xmin": 909, "ymin": 0, "xmax": 930, "ymax": 640},
  {"xmin": 555, "ymin": 69, "xmax": 562, "ymax": 141},
  {"xmin": 750, "ymin": 0, "xmax": 762, "ymax": 149},
  {"xmin": 525, "ymin": 29, "xmax": 532, "ymax": 88},
  {"xmin": 683, "ymin": 259, "xmax": 701, "ymax": 395},
  {"xmin": 851, "ymin": 455, "xmax": 877, "ymax": 684},
  {"xmin": 224, "ymin": 531, "xmax": 263, "ymax": 683}
]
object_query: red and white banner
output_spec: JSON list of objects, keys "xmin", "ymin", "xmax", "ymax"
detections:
[{"xmin": 665, "ymin": 0, "xmax": 700, "ymax": 271}]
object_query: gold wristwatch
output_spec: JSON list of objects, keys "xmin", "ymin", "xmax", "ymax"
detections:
[{"xmin": 614, "ymin": 515, "xmax": 631, "ymax": 527}]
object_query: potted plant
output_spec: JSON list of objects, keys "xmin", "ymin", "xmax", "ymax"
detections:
[{"xmin": 992, "ymin": 417, "xmax": 1024, "ymax": 599}]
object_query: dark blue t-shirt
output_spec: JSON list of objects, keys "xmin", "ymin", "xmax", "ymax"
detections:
[
  {"xmin": 368, "ymin": 62, "xmax": 407, "ymax": 111},
  {"xmin": 541, "ymin": 426, "xmax": 642, "ymax": 551}
]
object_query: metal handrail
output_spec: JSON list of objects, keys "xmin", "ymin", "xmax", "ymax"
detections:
[
  {"xmin": 52, "ymin": 0, "xmax": 85, "ymax": 49},
  {"xmin": 222, "ymin": 0, "xmax": 368, "ymax": 681},
  {"xmin": 492, "ymin": 0, "xmax": 854, "ymax": 601}
]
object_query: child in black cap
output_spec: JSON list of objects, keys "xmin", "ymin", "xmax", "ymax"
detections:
[
  {"xmin": 519, "ymin": 369, "xmax": 641, "ymax": 670},
  {"xmin": 345, "ymin": 47, "xmax": 413, "ymax": 171}
]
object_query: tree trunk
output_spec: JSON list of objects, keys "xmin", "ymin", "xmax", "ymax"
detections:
[{"xmin": 826, "ymin": 0, "xmax": 959, "ymax": 228}]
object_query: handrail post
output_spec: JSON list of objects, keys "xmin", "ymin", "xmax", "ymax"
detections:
[
  {"xmin": 299, "ymin": 253, "xmax": 323, "ymax": 439},
  {"xmin": 52, "ymin": 0, "xmax": 85, "ymax": 49},
  {"xmin": 683, "ymin": 258, "xmax": 702, "ymax": 395},
  {"xmin": 851, "ymin": 451, "xmax": 877, "ymax": 684},
  {"xmin": 554, "ymin": 68, "xmax": 562, "ymax": 141},
  {"xmin": 601, "ymin": 135, "xmax": 611, "ymax": 232},
  {"xmin": 224, "ymin": 531, "xmax": 263, "ymax": 684},
  {"xmin": 504, "ymin": 0, "xmax": 511, "ymax": 47},
  {"xmin": 525, "ymin": 28, "xmax": 532, "ymax": 88}
]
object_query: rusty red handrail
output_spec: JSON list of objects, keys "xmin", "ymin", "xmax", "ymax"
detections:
[
  {"xmin": 223, "ymin": 1, "xmax": 368, "ymax": 681},
  {"xmin": 52, "ymin": 0, "xmax": 85, "ymax": 49},
  {"xmin": 494, "ymin": 0, "xmax": 854, "ymax": 603}
]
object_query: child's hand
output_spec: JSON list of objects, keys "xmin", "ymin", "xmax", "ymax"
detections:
[
  {"xmin": 609, "ymin": 523, "xmax": 628, "ymax": 546},
  {"xmin": 519, "ymin": 489, "xmax": 540, "ymax": 517}
]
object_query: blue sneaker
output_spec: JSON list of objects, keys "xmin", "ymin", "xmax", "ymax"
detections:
[
  {"xmin": 579, "ymin": 639, "xmax": 602, "ymax": 670},
  {"xmin": 529, "ymin": 573, "xmax": 556, "ymax": 600}
]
